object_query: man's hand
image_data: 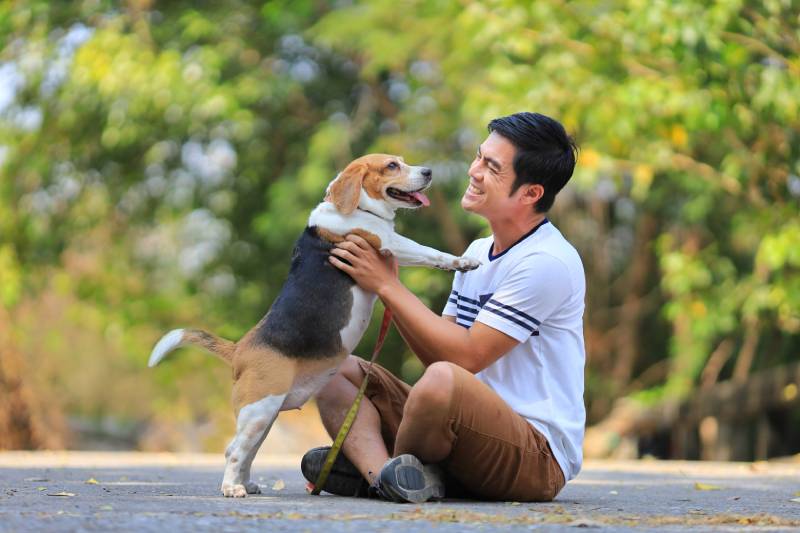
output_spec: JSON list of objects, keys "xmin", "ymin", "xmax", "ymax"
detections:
[{"xmin": 329, "ymin": 234, "xmax": 399, "ymax": 294}]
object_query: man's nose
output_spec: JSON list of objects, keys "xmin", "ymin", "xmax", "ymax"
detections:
[{"xmin": 468, "ymin": 161, "xmax": 482, "ymax": 181}]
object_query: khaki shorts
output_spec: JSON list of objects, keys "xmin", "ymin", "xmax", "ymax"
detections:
[{"xmin": 357, "ymin": 360, "xmax": 566, "ymax": 502}]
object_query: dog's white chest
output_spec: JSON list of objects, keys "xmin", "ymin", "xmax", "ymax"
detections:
[{"xmin": 340, "ymin": 286, "xmax": 378, "ymax": 355}]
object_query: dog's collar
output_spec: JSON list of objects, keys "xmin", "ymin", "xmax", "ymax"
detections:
[{"xmin": 357, "ymin": 206, "xmax": 393, "ymax": 221}]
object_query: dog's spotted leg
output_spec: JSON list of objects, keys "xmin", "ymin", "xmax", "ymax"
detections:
[{"xmin": 221, "ymin": 394, "xmax": 286, "ymax": 497}]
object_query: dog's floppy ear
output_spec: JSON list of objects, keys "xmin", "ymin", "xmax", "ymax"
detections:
[{"xmin": 329, "ymin": 162, "xmax": 367, "ymax": 215}]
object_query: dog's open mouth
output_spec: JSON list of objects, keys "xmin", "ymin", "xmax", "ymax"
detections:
[{"xmin": 387, "ymin": 187, "xmax": 431, "ymax": 207}]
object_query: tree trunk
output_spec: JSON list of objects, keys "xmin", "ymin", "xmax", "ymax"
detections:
[
  {"xmin": 0, "ymin": 307, "xmax": 39, "ymax": 448},
  {"xmin": 612, "ymin": 213, "xmax": 657, "ymax": 389}
]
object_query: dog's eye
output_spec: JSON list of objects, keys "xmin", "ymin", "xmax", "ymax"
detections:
[{"xmin": 386, "ymin": 162, "xmax": 399, "ymax": 171}]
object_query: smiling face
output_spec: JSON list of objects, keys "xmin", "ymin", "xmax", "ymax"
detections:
[
  {"xmin": 461, "ymin": 132, "xmax": 520, "ymax": 218},
  {"xmin": 328, "ymin": 154, "xmax": 432, "ymax": 215}
]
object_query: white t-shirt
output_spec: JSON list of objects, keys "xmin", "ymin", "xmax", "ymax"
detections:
[{"xmin": 442, "ymin": 219, "xmax": 586, "ymax": 481}]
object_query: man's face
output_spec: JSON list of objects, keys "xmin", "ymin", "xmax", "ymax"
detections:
[{"xmin": 461, "ymin": 132, "xmax": 518, "ymax": 217}]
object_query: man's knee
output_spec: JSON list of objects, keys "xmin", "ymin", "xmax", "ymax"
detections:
[
  {"xmin": 339, "ymin": 355, "xmax": 367, "ymax": 385},
  {"xmin": 317, "ymin": 355, "xmax": 365, "ymax": 404},
  {"xmin": 404, "ymin": 361, "xmax": 456, "ymax": 417}
]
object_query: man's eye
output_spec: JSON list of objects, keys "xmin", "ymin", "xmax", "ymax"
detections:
[{"xmin": 387, "ymin": 162, "xmax": 399, "ymax": 170}]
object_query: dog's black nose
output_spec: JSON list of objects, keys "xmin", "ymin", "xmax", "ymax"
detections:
[{"xmin": 421, "ymin": 167, "xmax": 432, "ymax": 178}]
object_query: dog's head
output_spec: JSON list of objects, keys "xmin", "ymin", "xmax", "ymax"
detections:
[{"xmin": 326, "ymin": 154, "xmax": 432, "ymax": 216}]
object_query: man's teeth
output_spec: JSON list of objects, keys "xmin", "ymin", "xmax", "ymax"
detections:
[{"xmin": 468, "ymin": 184, "xmax": 483, "ymax": 195}]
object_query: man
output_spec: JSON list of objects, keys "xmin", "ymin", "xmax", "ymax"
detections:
[{"xmin": 302, "ymin": 112, "xmax": 585, "ymax": 503}]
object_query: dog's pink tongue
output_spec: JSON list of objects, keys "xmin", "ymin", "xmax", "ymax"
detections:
[{"xmin": 410, "ymin": 191, "xmax": 430, "ymax": 206}]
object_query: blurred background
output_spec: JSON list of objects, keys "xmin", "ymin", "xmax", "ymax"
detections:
[{"xmin": 0, "ymin": 0, "xmax": 798, "ymax": 462}]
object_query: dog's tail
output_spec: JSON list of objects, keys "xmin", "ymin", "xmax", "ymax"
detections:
[{"xmin": 148, "ymin": 329, "xmax": 235, "ymax": 367}]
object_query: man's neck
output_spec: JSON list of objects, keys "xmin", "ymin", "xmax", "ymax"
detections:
[{"xmin": 489, "ymin": 211, "xmax": 548, "ymax": 256}]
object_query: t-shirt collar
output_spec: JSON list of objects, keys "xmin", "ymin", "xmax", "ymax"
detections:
[{"xmin": 488, "ymin": 218, "xmax": 549, "ymax": 261}]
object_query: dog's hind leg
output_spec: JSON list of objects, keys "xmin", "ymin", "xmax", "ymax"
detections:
[{"xmin": 221, "ymin": 393, "xmax": 286, "ymax": 497}]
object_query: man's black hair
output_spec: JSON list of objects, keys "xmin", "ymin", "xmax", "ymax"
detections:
[{"xmin": 488, "ymin": 112, "xmax": 578, "ymax": 213}]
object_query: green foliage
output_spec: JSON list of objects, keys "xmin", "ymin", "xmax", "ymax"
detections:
[
  {"xmin": 309, "ymin": 0, "xmax": 800, "ymax": 412},
  {"xmin": 0, "ymin": 0, "xmax": 367, "ymax": 448},
  {"xmin": 0, "ymin": 0, "xmax": 798, "ymax": 450}
]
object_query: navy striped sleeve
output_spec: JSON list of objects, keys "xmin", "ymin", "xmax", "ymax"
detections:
[
  {"xmin": 474, "ymin": 254, "xmax": 573, "ymax": 342},
  {"xmin": 482, "ymin": 301, "xmax": 538, "ymax": 333}
]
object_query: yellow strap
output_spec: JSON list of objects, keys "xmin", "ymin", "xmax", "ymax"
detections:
[
  {"xmin": 310, "ymin": 307, "xmax": 393, "ymax": 496},
  {"xmin": 309, "ymin": 370, "xmax": 371, "ymax": 495}
]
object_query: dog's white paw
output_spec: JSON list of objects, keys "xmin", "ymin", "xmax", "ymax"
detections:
[
  {"xmin": 221, "ymin": 483, "xmax": 248, "ymax": 498},
  {"xmin": 453, "ymin": 257, "xmax": 481, "ymax": 272},
  {"xmin": 244, "ymin": 481, "xmax": 261, "ymax": 494}
]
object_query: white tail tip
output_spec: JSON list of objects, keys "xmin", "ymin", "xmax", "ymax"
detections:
[{"xmin": 148, "ymin": 329, "xmax": 185, "ymax": 367}]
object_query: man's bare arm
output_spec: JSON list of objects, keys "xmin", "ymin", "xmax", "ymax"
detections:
[{"xmin": 376, "ymin": 278, "xmax": 518, "ymax": 372}]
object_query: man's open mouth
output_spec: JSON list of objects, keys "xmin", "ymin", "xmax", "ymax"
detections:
[{"xmin": 387, "ymin": 187, "xmax": 431, "ymax": 207}]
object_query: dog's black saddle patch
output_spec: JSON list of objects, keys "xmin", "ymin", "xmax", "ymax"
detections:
[{"xmin": 255, "ymin": 226, "xmax": 356, "ymax": 359}]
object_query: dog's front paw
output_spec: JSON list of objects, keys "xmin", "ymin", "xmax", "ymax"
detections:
[
  {"xmin": 453, "ymin": 257, "xmax": 481, "ymax": 272},
  {"xmin": 244, "ymin": 481, "xmax": 261, "ymax": 495},
  {"xmin": 221, "ymin": 483, "xmax": 248, "ymax": 498}
]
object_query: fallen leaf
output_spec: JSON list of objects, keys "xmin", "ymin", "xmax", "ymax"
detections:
[
  {"xmin": 331, "ymin": 513, "xmax": 372, "ymax": 521},
  {"xmin": 271, "ymin": 479, "xmax": 285, "ymax": 491},
  {"xmin": 99, "ymin": 505, "xmax": 113, "ymax": 511},
  {"xmin": 569, "ymin": 518, "xmax": 603, "ymax": 528},
  {"xmin": 24, "ymin": 477, "xmax": 49, "ymax": 482},
  {"xmin": 694, "ymin": 482, "xmax": 722, "ymax": 491},
  {"xmin": 790, "ymin": 498, "xmax": 800, "ymax": 504},
  {"xmin": 795, "ymin": 491, "xmax": 800, "ymax": 497},
  {"xmin": 47, "ymin": 492, "xmax": 75, "ymax": 497},
  {"xmin": 609, "ymin": 490, "xmax": 618, "ymax": 495},
  {"xmin": 37, "ymin": 487, "xmax": 46, "ymax": 491},
  {"xmin": 85, "ymin": 478, "xmax": 99, "ymax": 485}
]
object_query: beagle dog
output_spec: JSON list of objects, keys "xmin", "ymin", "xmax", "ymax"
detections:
[{"xmin": 148, "ymin": 154, "xmax": 480, "ymax": 497}]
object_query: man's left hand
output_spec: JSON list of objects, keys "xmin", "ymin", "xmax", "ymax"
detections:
[{"xmin": 329, "ymin": 234, "xmax": 399, "ymax": 294}]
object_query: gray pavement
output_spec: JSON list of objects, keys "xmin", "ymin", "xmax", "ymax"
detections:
[{"xmin": 1, "ymin": 452, "xmax": 799, "ymax": 531}]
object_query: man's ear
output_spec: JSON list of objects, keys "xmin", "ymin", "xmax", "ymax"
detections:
[
  {"xmin": 520, "ymin": 184, "xmax": 545, "ymax": 207},
  {"xmin": 329, "ymin": 162, "xmax": 367, "ymax": 214}
]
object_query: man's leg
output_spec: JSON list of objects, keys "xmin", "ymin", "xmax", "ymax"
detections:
[
  {"xmin": 395, "ymin": 361, "xmax": 566, "ymax": 502},
  {"xmin": 316, "ymin": 355, "xmax": 392, "ymax": 485},
  {"xmin": 393, "ymin": 361, "xmax": 456, "ymax": 462}
]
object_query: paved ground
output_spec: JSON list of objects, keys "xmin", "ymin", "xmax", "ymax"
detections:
[{"xmin": 1, "ymin": 452, "xmax": 799, "ymax": 531}]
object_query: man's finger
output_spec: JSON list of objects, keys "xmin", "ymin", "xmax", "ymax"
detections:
[
  {"xmin": 344, "ymin": 234, "xmax": 369, "ymax": 249},
  {"xmin": 335, "ymin": 240, "xmax": 361, "ymax": 254},
  {"xmin": 329, "ymin": 255, "xmax": 353, "ymax": 272},
  {"xmin": 330, "ymin": 248, "xmax": 354, "ymax": 260}
]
